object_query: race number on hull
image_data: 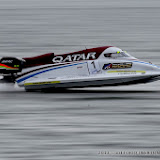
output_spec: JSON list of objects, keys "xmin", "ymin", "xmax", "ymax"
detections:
[{"xmin": 52, "ymin": 52, "xmax": 97, "ymax": 63}]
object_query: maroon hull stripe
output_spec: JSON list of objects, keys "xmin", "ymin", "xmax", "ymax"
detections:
[{"xmin": 22, "ymin": 46, "xmax": 112, "ymax": 68}]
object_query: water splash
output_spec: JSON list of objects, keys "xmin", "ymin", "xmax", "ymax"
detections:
[{"xmin": 0, "ymin": 83, "xmax": 24, "ymax": 92}]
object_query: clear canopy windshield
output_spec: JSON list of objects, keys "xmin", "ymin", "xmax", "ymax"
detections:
[{"xmin": 104, "ymin": 51, "xmax": 132, "ymax": 58}]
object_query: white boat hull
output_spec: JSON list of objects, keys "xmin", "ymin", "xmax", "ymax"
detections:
[{"xmin": 23, "ymin": 73, "xmax": 160, "ymax": 90}]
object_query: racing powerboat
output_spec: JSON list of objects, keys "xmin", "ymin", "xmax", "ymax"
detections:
[{"xmin": 0, "ymin": 46, "xmax": 160, "ymax": 91}]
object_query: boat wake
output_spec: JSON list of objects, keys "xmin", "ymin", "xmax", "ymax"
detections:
[{"xmin": 0, "ymin": 83, "xmax": 24, "ymax": 92}]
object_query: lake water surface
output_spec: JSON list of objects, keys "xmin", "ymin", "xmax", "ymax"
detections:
[{"xmin": 0, "ymin": 0, "xmax": 160, "ymax": 159}]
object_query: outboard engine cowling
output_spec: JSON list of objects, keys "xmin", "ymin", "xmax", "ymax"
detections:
[{"xmin": 0, "ymin": 57, "xmax": 24, "ymax": 74}]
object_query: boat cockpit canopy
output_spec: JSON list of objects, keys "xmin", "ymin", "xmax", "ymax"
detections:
[{"xmin": 104, "ymin": 51, "xmax": 132, "ymax": 58}]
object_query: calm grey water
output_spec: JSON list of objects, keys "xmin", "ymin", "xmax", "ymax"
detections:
[{"xmin": 0, "ymin": 0, "xmax": 160, "ymax": 159}]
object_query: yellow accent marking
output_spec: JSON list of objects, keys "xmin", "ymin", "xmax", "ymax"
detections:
[
  {"xmin": 14, "ymin": 65, "xmax": 20, "ymax": 67},
  {"xmin": 117, "ymin": 51, "xmax": 120, "ymax": 54},
  {"xmin": 24, "ymin": 81, "xmax": 61, "ymax": 86},
  {"xmin": 107, "ymin": 70, "xmax": 146, "ymax": 73}
]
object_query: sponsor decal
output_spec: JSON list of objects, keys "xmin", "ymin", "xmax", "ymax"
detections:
[
  {"xmin": 52, "ymin": 52, "xmax": 96, "ymax": 63},
  {"xmin": 103, "ymin": 62, "xmax": 132, "ymax": 70},
  {"xmin": 1, "ymin": 60, "xmax": 13, "ymax": 63},
  {"xmin": 77, "ymin": 66, "xmax": 83, "ymax": 69},
  {"xmin": 107, "ymin": 70, "xmax": 146, "ymax": 75},
  {"xmin": 103, "ymin": 63, "xmax": 112, "ymax": 70},
  {"xmin": 24, "ymin": 81, "xmax": 61, "ymax": 86},
  {"xmin": 0, "ymin": 63, "xmax": 19, "ymax": 70}
]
